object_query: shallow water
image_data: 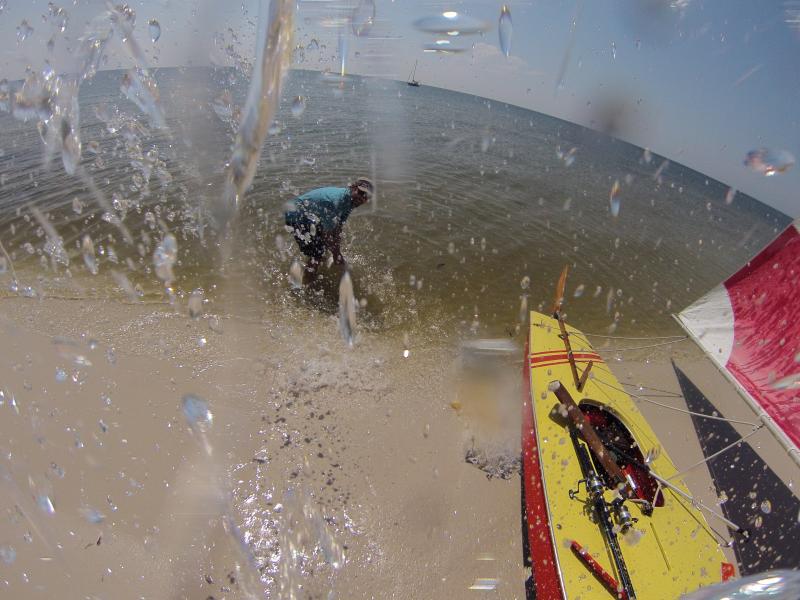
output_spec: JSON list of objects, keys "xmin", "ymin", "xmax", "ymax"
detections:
[{"xmin": 0, "ymin": 68, "xmax": 789, "ymax": 344}]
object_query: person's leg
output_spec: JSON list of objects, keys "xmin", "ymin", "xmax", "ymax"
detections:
[{"xmin": 293, "ymin": 221, "xmax": 326, "ymax": 285}]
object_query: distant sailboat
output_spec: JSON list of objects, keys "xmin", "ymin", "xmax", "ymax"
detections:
[{"xmin": 407, "ymin": 61, "xmax": 420, "ymax": 87}]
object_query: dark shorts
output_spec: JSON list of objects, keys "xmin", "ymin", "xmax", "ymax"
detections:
[{"xmin": 286, "ymin": 216, "xmax": 326, "ymax": 261}]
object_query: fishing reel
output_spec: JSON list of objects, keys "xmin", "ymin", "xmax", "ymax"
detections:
[
  {"xmin": 611, "ymin": 498, "xmax": 638, "ymax": 533},
  {"xmin": 568, "ymin": 473, "xmax": 605, "ymax": 502},
  {"xmin": 569, "ymin": 477, "xmax": 639, "ymax": 533}
]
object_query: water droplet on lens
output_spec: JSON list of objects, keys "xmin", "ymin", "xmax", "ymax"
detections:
[
  {"xmin": 289, "ymin": 260, "xmax": 303, "ymax": 289},
  {"xmin": 291, "ymin": 95, "xmax": 306, "ymax": 117},
  {"xmin": 609, "ymin": 179, "xmax": 621, "ymax": 217},
  {"xmin": 574, "ymin": 284, "xmax": 585, "ymax": 298},
  {"xmin": 16, "ymin": 20, "xmax": 33, "ymax": 43},
  {"xmin": 0, "ymin": 546, "xmax": 15, "ymax": 565},
  {"xmin": 520, "ymin": 276, "xmax": 530, "ymax": 290},
  {"xmin": 153, "ymin": 233, "xmax": 177, "ymax": 284},
  {"xmin": 771, "ymin": 372, "xmax": 800, "ymax": 390},
  {"xmin": 187, "ymin": 289, "xmax": 204, "ymax": 319},
  {"xmin": 725, "ymin": 187, "xmax": 736, "ymax": 205},
  {"xmin": 55, "ymin": 367, "xmax": 67, "ymax": 382},
  {"xmin": 268, "ymin": 121, "xmax": 281, "ymax": 136},
  {"xmin": 413, "ymin": 11, "xmax": 489, "ymax": 36},
  {"xmin": 744, "ymin": 148, "xmax": 795, "ymax": 176},
  {"xmin": 338, "ymin": 271, "xmax": 357, "ymax": 347},
  {"xmin": 351, "ymin": 0, "xmax": 375, "ymax": 36},
  {"xmin": 80, "ymin": 506, "xmax": 105, "ymax": 524},
  {"xmin": 82, "ymin": 235, "xmax": 98, "ymax": 275},
  {"xmin": 182, "ymin": 393, "xmax": 213, "ymax": 432},
  {"xmin": 148, "ymin": 19, "xmax": 161, "ymax": 43},
  {"xmin": 37, "ymin": 494, "xmax": 55, "ymax": 515},
  {"xmin": 423, "ymin": 40, "xmax": 466, "ymax": 54},
  {"xmin": 760, "ymin": 499, "xmax": 772, "ymax": 514},
  {"xmin": 499, "ymin": 6, "xmax": 512, "ymax": 57}
]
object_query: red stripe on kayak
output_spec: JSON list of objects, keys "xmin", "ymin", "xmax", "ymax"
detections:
[
  {"xmin": 530, "ymin": 349, "xmax": 594, "ymax": 356},
  {"xmin": 522, "ymin": 341, "xmax": 566, "ymax": 600},
  {"xmin": 531, "ymin": 359, "xmax": 601, "ymax": 370},
  {"xmin": 530, "ymin": 352, "xmax": 602, "ymax": 364}
]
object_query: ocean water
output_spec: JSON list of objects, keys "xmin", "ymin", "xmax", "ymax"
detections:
[{"xmin": 0, "ymin": 67, "xmax": 789, "ymax": 341}]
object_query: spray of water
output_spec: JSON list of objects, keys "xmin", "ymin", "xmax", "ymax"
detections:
[{"xmin": 217, "ymin": 0, "xmax": 294, "ymax": 229}]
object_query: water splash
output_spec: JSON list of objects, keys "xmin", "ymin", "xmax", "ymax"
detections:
[
  {"xmin": 609, "ymin": 179, "xmax": 621, "ymax": 217},
  {"xmin": 653, "ymin": 159, "xmax": 669, "ymax": 182},
  {"xmin": 153, "ymin": 233, "xmax": 178, "ymax": 284},
  {"xmin": 351, "ymin": 0, "xmax": 375, "ymax": 36},
  {"xmin": 11, "ymin": 68, "xmax": 82, "ymax": 175},
  {"xmin": 278, "ymin": 488, "xmax": 345, "ymax": 599},
  {"xmin": 188, "ymin": 289, "xmax": 204, "ymax": 319},
  {"xmin": 148, "ymin": 18, "xmax": 161, "ymax": 43},
  {"xmin": 289, "ymin": 259, "xmax": 304, "ymax": 288},
  {"xmin": 556, "ymin": 145, "xmax": 577, "ymax": 167},
  {"xmin": 218, "ymin": 0, "xmax": 294, "ymax": 229},
  {"xmin": 182, "ymin": 393, "xmax": 214, "ymax": 456},
  {"xmin": 120, "ymin": 68, "xmax": 166, "ymax": 128},
  {"xmin": 338, "ymin": 271, "xmax": 357, "ymax": 347},
  {"xmin": 110, "ymin": 269, "xmax": 138, "ymax": 301},
  {"xmin": 81, "ymin": 235, "xmax": 98, "ymax": 275},
  {"xmin": 30, "ymin": 206, "xmax": 69, "ymax": 267},
  {"xmin": 290, "ymin": 95, "xmax": 306, "ymax": 117},
  {"xmin": 682, "ymin": 570, "xmax": 800, "ymax": 600},
  {"xmin": 338, "ymin": 31, "xmax": 348, "ymax": 77},
  {"xmin": 16, "ymin": 20, "xmax": 33, "ymax": 43},
  {"xmin": 499, "ymin": 6, "xmax": 512, "ymax": 57}
]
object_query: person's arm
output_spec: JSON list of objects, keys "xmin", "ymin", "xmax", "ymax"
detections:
[{"xmin": 324, "ymin": 226, "xmax": 345, "ymax": 264}]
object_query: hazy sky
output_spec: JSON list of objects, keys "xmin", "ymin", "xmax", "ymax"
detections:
[{"xmin": 1, "ymin": 0, "xmax": 798, "ymax": 216}]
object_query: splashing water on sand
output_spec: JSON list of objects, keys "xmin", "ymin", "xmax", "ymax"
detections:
[{"xmin": 278, "ymin": 488, "xmax": 345, "ymax": 599}]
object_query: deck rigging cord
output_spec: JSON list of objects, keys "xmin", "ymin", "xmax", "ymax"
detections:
[
  {"xmin": 591, "ymin": 375, "xmax": 762, "ymax": 428},
  {"xmin": 581, "ymin": 332, "xmax": 686, "ymax": 340},
  {"xmin": 665, "ymin": 425, "xmax": 765, "ymax": 482},
  {"xmin": 592, "ymin": 336, "xmax": 689, "ymax": 353},
  {"xmin": 602, "ymin": 439, "xmax": 750, "ymax": 543}
]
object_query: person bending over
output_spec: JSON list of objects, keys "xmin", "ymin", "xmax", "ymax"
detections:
[{"xmin": 284, "ymin": 178, "xmax": 373, "ymax": 281}]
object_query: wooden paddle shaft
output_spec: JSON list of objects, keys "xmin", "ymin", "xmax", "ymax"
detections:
[{"xmin": 550, "ymin": 381, "xmax": 633, "ymax": 497}]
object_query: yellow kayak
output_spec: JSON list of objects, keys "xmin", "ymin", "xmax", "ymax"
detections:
[{"xmin": 522, "ymin": 310, "xmax": 733, "ymax": 599}]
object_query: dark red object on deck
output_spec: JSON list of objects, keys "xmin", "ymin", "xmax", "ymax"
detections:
[{"xmin": 570, "ymin": 540, "xmax": 626, "ymax": 600}]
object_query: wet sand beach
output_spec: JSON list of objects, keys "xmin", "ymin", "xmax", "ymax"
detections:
[
  {"xmin": 0, "ymin": 294, "xmax": 527, "ymax": 599},
  {"xmin": 3, "ymin": 290, "xmax": 791, "ymax": 598}
]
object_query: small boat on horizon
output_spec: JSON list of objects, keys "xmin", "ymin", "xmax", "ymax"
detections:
[{"xmin": 407, "ymin": 60, "xmax": 420, "ymax": 87}]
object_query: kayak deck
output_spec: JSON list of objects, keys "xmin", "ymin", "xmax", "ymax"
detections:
[{"xmin": 523, "ymin": 311, "xmax": 728, "ymax": 599}]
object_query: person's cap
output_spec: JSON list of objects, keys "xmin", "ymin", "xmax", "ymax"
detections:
[{"xmin": 353, "ymin": 177, "xmax": 374, "ymax": 198}]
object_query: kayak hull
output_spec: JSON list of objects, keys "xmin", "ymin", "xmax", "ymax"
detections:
[{"xmin": 522, "ymin": 311, "xmax": 729, "ymax": 599}]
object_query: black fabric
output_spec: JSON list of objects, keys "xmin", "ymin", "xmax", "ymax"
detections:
[{"xmin": 672, "ymin": 362, "xmax": 800, "ymax": 575}]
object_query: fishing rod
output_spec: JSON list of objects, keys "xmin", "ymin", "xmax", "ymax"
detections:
[{"xmin": 569, "ymin": 426, "xmax": 637, "ymax": 600}]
